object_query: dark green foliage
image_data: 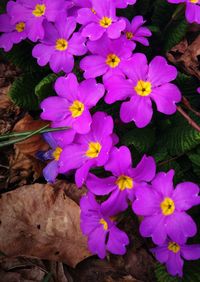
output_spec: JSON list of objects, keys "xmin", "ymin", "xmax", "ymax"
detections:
[{"xmin": 35, "ymin": 73, "xmax": 58, "ymax": 102}]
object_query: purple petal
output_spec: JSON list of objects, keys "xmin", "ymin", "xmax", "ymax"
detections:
[
  {"xmin": 77, "ymin": 8, "xmax": 97, "ymax": 25},
  {"xmin": 120, "ymin": 53, "xmax": 148, "ymax": 82},
  {"xmin": 73, "ymin": 110, "xmax": 92, "ymax": 134},
  {"xmin": 68, "ymin": 32, "xmax": 87, "ymax": 56},
  {"xmin": 166, "ymin": 212, "xmax": 197, "ymax": 244},
  {"xmin": 151, "ymin": 83, "xmax": 181, "ymax": 115},
  {"xmin": 91, "ymin": 111, "xmax": 114, "ymax": 140},
  {"xmin": 55, "ymin": 15, "xmax": 76, "ymax": 39},
  {"xmin": 107, "ymin": 19, "xmax": 126, "ymax": 39},
  {"xmin": 32, "ymin": 44, "xmax": 54, "ymax": 66},
  {"xmin": 120, "ymin": 95, "xmax": 153, "ymax": 128},
  {"xmin": 185, "ymin": 3, "xmax": 200, "ymax": 24},
  {"xmin": 88, "ymin": 225, "xmax": 107, "ymax": 259},
  {"xmin": 133, "ymin": 186, "xmax": 161, "ymax": 216},
  {"xmin": 92, "ymin": 0, "xmax": 115, "ymax": 18},
  {"xmin": 86, "ymin": 174, "xmax": 116, "ymax": 195},
  {"xmin": 45, "ymin": 0, "xmax": 66, "ymax": 22},
  {"xmin": 147, "ymin": 56, "xmax": 177, "ymax": 87},
  {"xmin": 166, "ymin": 252, "xmax": 183, "ymax": 277},
  {"xmin": 75, "ymin": 159, "xmax": 96, "ymax": 187},
  {"xmin": 181, "ymin": 244, "xmax": 200, "ymax": 260},
  {"xmin": 82, "ymin": 22, "xmax": 105, "ymax": 41},
  {"xmin": 49, "ymin": 52, "xmax": 74, "ymax": 74},
  {"xmin": 104, "ymin": 75, "xmax": 133, "ymax": 104},
  {"xmin": 173, "ymin": 182, "xmax": 200, "ymax": 211},
  {"xmin": 105, "ymin": 146, "xmax": 132, "ymax": 175},
  {"xmin": 106, "ymin": 225, "xmax": 129, "ymax": 255},
  {"xmin": 80, "ymin": 55, "xmax": 108, "ymax": 79},
  {"xmin": 131, "ymin": 155, "xmax": 156, "ymax": 182},
  {"xmin": 43, "ymin": 160, "xmax": 59, "ymax": 183},
  {"xmin": 0, "ymin": 33, "xmax": 14, "ymax": 52},
  {"xmin": 151, "ymin": 245, "xmax": 169, "ymax": 263},
  {"xmin": 0, "ymin": 14, "xmax": 13, "ymax": 32},
  {"xmin": 54, "ymin": 74, "xmax": 79, "ymax": 100},
  {"xmin": 78, "ymin": 78, "xmax": 105, "ymax": 107},
  {"xmin": 40, "ymin": 97, "xmax": 70, "ymax": 121},
  {"xmin": 151, "ymin": 170, "xmax": 174, "ymax": 197},
  {"xmin": 26, "ymin": 17, "xmax": 44, "ymax": 42},
  {"xmin": 140, "ymin": 214, "xmax": 167, "ymax": 244}
]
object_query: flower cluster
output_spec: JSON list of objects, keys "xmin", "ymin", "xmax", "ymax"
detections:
[{"xmin": 1, "ymin": 0, "xmax": 200, "ymax": 278}]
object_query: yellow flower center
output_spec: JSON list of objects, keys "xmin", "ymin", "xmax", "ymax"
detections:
[
  {"xmin": 55, "ymin": 38, "xmax": 68, "ymax": 51},
  {"xmin": 160, "ymin": 197, "xmax": 175, "ymax": 216},
  {"xmin": 168, "ymin": 242, "xmax": 180, "ymax": 253},
  {"xmin": 189, "ymin": 0, "xmax": 198, "ymax": 3},
  {"xmin": 85, "ymin": 142, "xmax": 102, "ymax": 158},
  {"xmin": 32, "ymin": 4, "xmax": 46, "ymax": 17},
  {"xmin": 115, "ymin": 175, "xmax": 133, "ymax": 191},
  {"xmin": 106, "ymin": 54, "xmax": 121, "ymax": 68},
  {"xmin": 99, "ymin": 218, "xmax": 108, "ymax": 230},
  {"xmin": 69, "ymin": 100, "xmax": 84, "ymax": 118},
  {"xmin": 99, "ymin": 17, "xmax": 112, "ymax": 28},
  {"xmin": 15, "ymin": 22, "xmax": 25, "ymax": 32},
  {"xmin": 134, "ymin": 80, "xmax": 152, "ymax": 96},
  {"xmin": 91, "ymin": 8, "xmax": 96, "ymax": 14},
  {"xmin": 126, "ymin": 31, "xmax": 133, "ymax": 40},
  {"xmin": 52, "ymin": 147, "xmax": 62, "ymax": 161}
]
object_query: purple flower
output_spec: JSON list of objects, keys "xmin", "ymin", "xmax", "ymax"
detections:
[
  {"xmin": 132, "ymin": 170, "xmax": 200, "ymax": 245},
  {"xmin": 0, "ymin": 14, "xmax": 27, "ymax": 52},
  {"xmin": 40, "ymin": 132, "xmax": 67, "ymax": 183},
  {"xmin": 80, "ymin": 192, "xmax": 129, "ymax": 258},
  {"xmin": 197, "ymin": 87, "xmax": 200, "ymax": 94},
  {"xmin": 86, "ymin": 146, "xmax": 156, "ymax": 215},
  {"xmin": 167, "ymin": 0, "xmax": 200, "ymax": 24},
  {"xmin": 104, "ymin": 53, "xmax": 181, "ymax": 128},
  {"xmin": 151, "ymin": 239, "xmax": 200, "ymax": 277},
  {"xmin": 114, "ymin": 0, "xmax": 136, "ymax": 8},
  {"xmin": 7, "ymin": 0, "xmax": 66, "ymax": 42},
  {"xmin": 58, "ymin": 111, "xmax": 114, "ymax": 187},
  {"xmin": 40, "ymin": 73, "xmax": 105, "ymax": 135},
  {"xmin": 32, "ymin": 15, "xmax": 87, "ymax": 73},
  {"xmin": 77, "ymin": 0, "xmax": 126, "ymax": 41},
  {"xmin": 122, "ymin": 16, "xmax": 152, "ymax": 50},
  {"xmin": 80, "ymin": 34, "xmax": 133, "ymax": 80}
]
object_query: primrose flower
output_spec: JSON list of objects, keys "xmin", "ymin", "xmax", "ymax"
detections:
[
  {"xmin": 39, "ymin": 132, "xmax": 67, "ymax": 183},
  {"xmin": 167, "ymin": 0, "xmax": 200, "ymax": 24},
  {"xmin": 86, "ymin": 146, "xmax": 156, "ymax": 215},
  {"xmin": 80, "ymin": 193, "xmax": 129, "ymax": 258},
  {"xmin": 122, "ymin": 16, "xmax": 152, "ymax": 50},
  {"xmin": 114, "ymin": 0, "xmax": 136, "ymax": 8},
  {"xmin": 7, "ymin": 0, "xmax": 66, "ymax": 42},
  {"xmin": 80, "ymin": 34, "xmax": 133, "ymax": 80},
  {"xmin": 105, "ymin": 53, "xmax": 181, "ymax": 128},
  {"xmin": 32, "ymin": 15, "xmax": 87, "ymax": 73},
  {"xmin": 197, "ymin": 87, "xmax": 200, "ymax": 94},
  {"xmin": 77, "ymin": 0, "xmax": 126, "ymax": 41},
  {"xmin": 151, "ymin": 240, "xmax": 200, "ymax": 277},
  {"xmin": 133, "ymin": 170, "xmax": 200, "ymax": 245},
  {"xmin": 59, "ymin": 112, "xmax": 114, "ymax": 187},
  {"xmin": 0, "ymin": 14, "xmax": 27, "ymax": 52},
  {"xmin": 40, "ymin": 73, "xmax": 105, "ymax": 135}
]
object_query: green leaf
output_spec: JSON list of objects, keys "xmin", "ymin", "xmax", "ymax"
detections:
[
  {"xmin": 164, "ymin": 19, "xmax": 188, "ymax": 51},
  {"xmin": 35, "ymin": 73, "xmax": 58, "ymax": 102},
  {"xmin": 155, "ymin": 263, "xmax": 180, "ymax": 282},
  {"xmin": 122, "ymin": 127, "xmax": 155, "ymax": 153},
  {"xmin": 9, "ymin": 73, "xmax": 42, "ymax": 110},
  {"xmin": 152, "ymin": 0, "xmax": 176, "ymax": 29}
]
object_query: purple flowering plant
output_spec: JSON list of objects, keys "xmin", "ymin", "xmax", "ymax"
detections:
[{"xmin": 1, "ymin": 0, "xmax": 200, "ymax": 280}]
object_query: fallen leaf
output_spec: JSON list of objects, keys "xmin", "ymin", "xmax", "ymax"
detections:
[
  {"xmin": 0, "ymin": 183, "xmax": 91, "ymax": 267},
  {"xmin": 167, "ymin": 35, "xmax": 200, "ymax": 79},
  {"xmin": 13, "ymin": 114, "xmax": 49, "ymax": 157}
]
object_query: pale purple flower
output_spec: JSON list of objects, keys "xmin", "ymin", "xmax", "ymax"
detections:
[
  {"xmin": 197, "ymin": 87, "xmax": 200, "ymax": 94},
  {"xmin": 151, "ymin": 239, "xmax": 200, "ymax": 277},
  {"xmin": 58, "ymin": 112, "xmax": 114, "ymax": 187},
  {"xmin": 122, "ymin": 16, "xmax": 152, "ymax": 50},
  {"xmin": 80, "ymin": 192, "xmax": 129, "ymax": 258},
  {"xmin": 167, "ymin": 0, "xmax": 200, "ymax": 24},
  {"xmin": 39, "ymin": 132, "xmax": 67, "ymax": 183},
  {"xmin": 86, "ymin": 146, "xmax": 156, "ymax": 215},
  {"xmin": 133, "ymin": 170, "xmax": 200, "ymax": 245},
  {"xmin": 0, "ymin": 14, "xmax": 27, "ymax": 52},
  {"xmin": 40, "ymin": 73, "xmax": 105, "ymax": 135},
  {"xmin": 32, "ymin": 15, "xmax": 87, "ymax": 73},
  {"xmin": 7, "ymin": 0, "xmax": 66, "ymax": 42},
  {"xmin": 80, "ymin": 34, "xmax": 133, "ymax": 80},
  {"xmin": 104, "ymin": 53, "xmax": 181, "ymax": 128},
  {"xmin": 77, "ymin": 0, "xmax": 126, "ymax": 41}
]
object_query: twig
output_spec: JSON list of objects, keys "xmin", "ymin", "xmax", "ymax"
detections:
[
  {"xmin": 182, "ymin": 96, "xmax": 200, "ymax": 117},
  {"xmin": 177, "ymin": 105, "xmax": 200, "ymax": 132}
]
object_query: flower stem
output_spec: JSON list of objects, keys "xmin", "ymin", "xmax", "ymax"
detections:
[{"xmin": 177, "ymin": 105, "xmax": 200, "ymax": 132}]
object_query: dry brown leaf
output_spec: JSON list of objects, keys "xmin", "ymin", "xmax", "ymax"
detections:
[
  {"xmin": 167, "ymin": 35, "xmax": 200, "ymax": 79},
  {"xmin": 13, "ymin": 114, "xmax": 49, "ymax": 157},
  {"xmin": 0, "ymin": 183, "xmax": 91, "ymax": 267}
]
